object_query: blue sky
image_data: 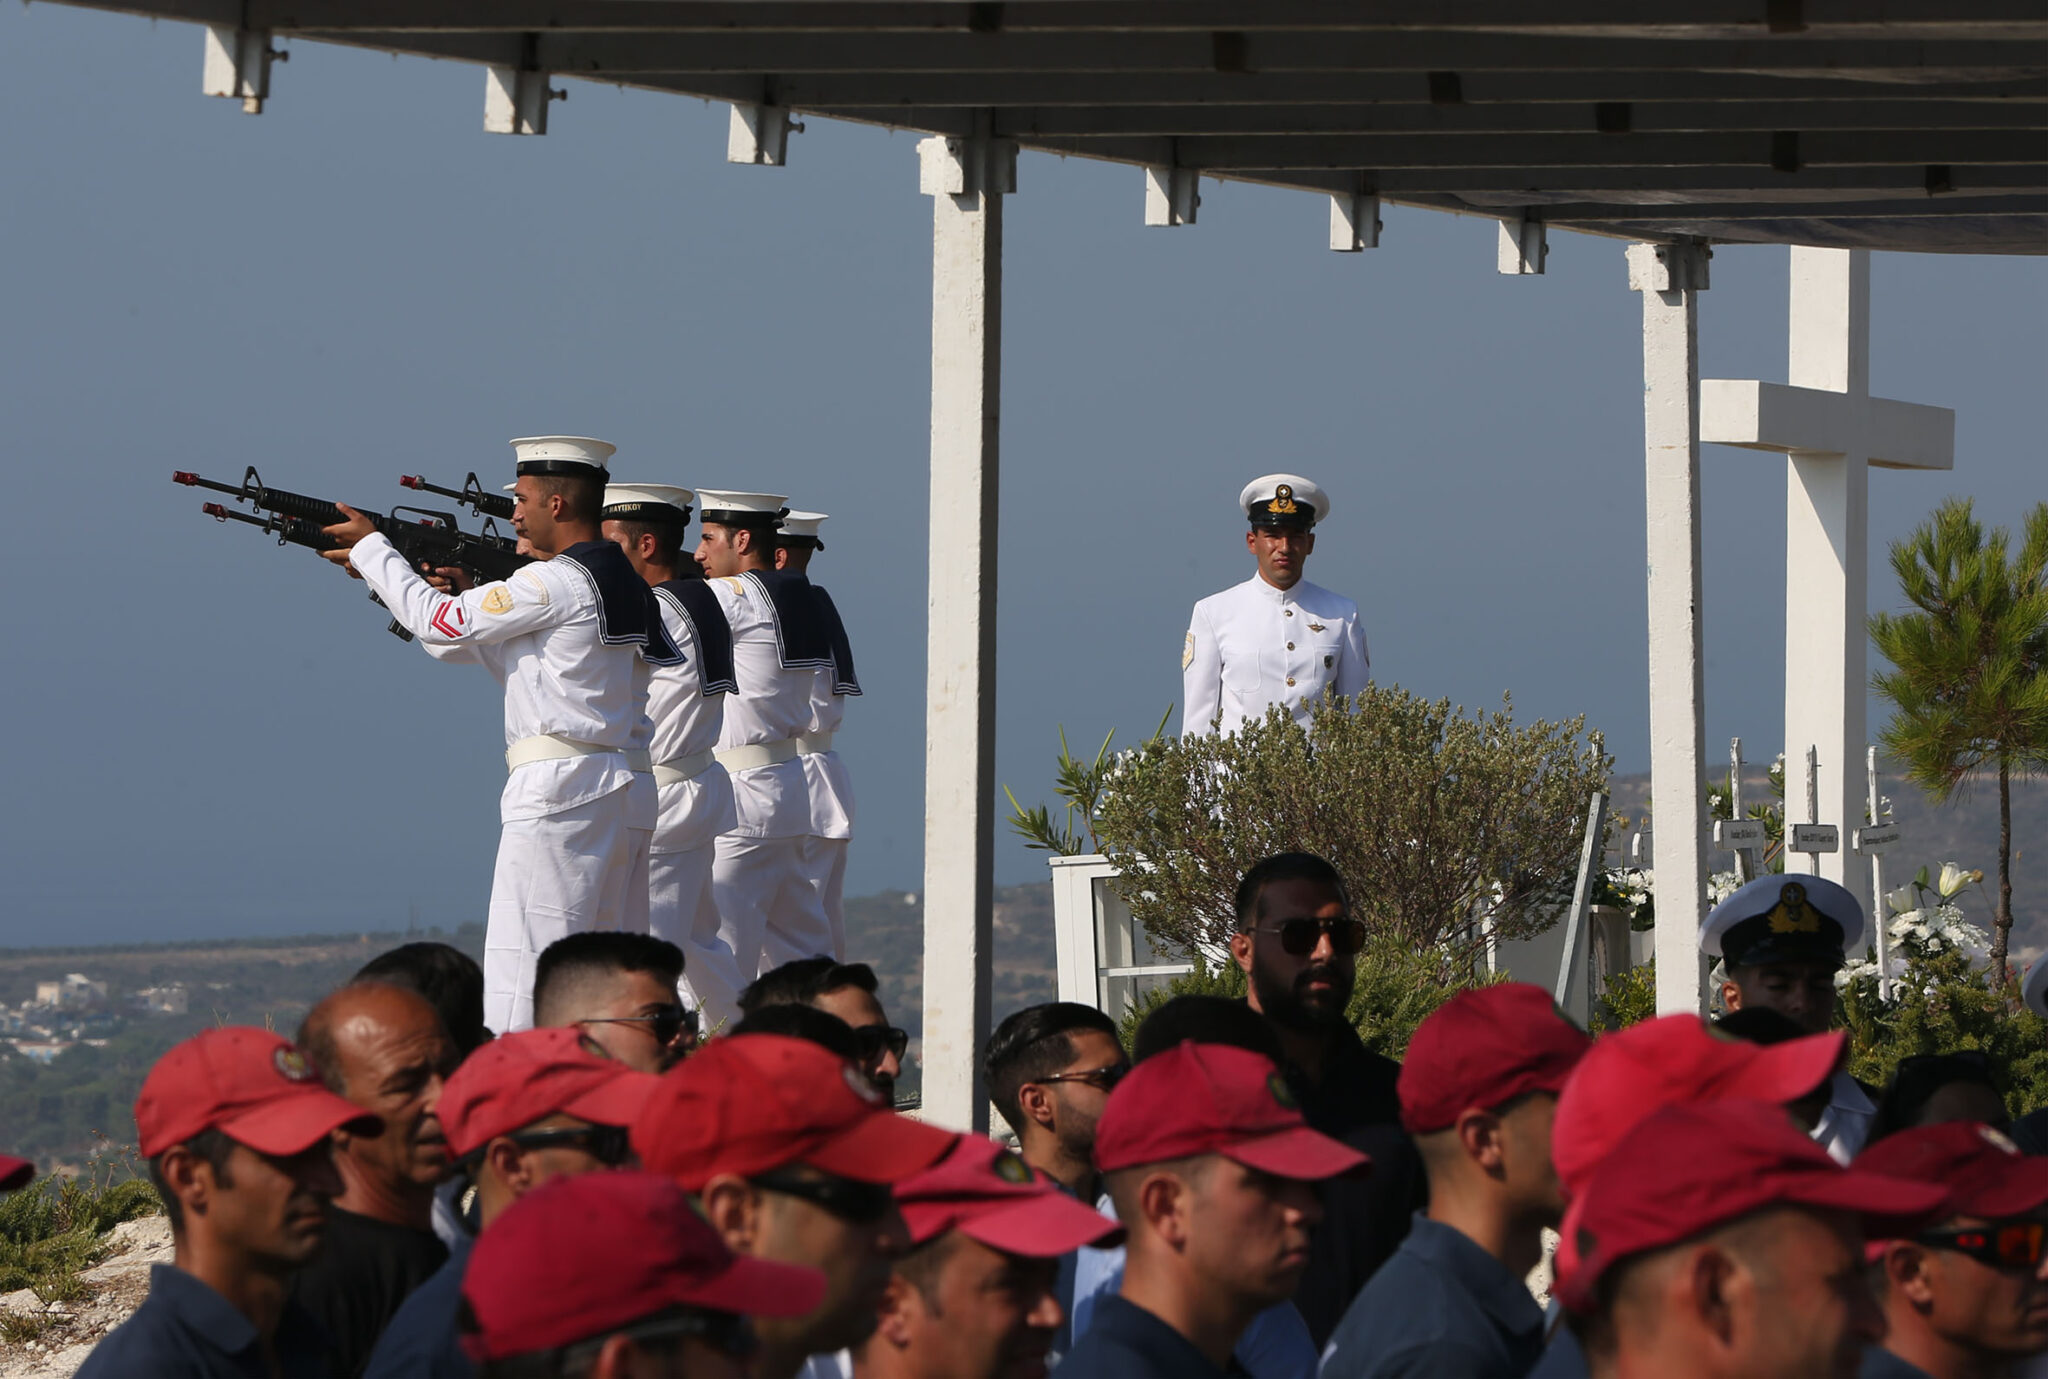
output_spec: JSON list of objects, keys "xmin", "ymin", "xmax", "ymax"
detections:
[{"xmin": 2, "ymin": 3, "xmax": 2042, "ymax": 943}]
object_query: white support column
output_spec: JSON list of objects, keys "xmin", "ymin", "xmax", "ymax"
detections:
[
  {"xmin": 728, "ymin": 103, "xmax": 800, "ymax": 165},
  {"xmin": 202, "ymin": 25, "xmax": 281, "ymax": 114},
  {"xmin": 1330, "ymin": 193, "xmax": 1381, "ymax": 252},
  {"xmin": 484, "ymin": 66, "xmax": 560, "ymax": 135},
  {"xmin": 1144, "ymin": 165, "xmax": 1199, "ymax": 226},
  {"xmin": 918, "ymin": 132, "xmax": 1014, "ymax": 1132},
  {"xmin": 1628, "ymin": 240, "xmax": 1713, "ymax": 1016},
  {"xmin": 1498, "ymin": 214, "xmax": 1547, "ymax": 275}
]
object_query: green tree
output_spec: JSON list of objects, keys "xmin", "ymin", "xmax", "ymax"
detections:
[{"xmin": 1869, "ymin": 498, "xmax": 2048, "ymax": 977}]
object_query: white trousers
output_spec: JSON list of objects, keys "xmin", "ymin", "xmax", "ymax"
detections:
[
  {"xmin": 485, "ymin": 789, "xmax": 649, "ymax": 1034},
  {"xmin": 799, "ymin": 836, "xmax": 850, "ymax": 961},
  {"xmin": 651, "ymin": 842, "xmax": 745, "ymax": 1028},
  {"xmin": 714, "ymin": 833, "xmax": 834, "ymax": 982}
]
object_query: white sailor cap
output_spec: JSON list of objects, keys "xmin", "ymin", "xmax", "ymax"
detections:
[
  {"xmin": 509, "ymin": 436, "xmax": 615, "ymax": 478},
  {"xmin": 602, "ymin": 483, "xmax": 695, "ymax": 524},
  {"xmin": 1240, "ymin": 474, "xmax": 1329, "ymax": 529},
  {"xmin": 2024, "ymin": 958, "xmax": 2048, "ymax": 1019},
  {"xmin": 694, "ymin": 489, "xmax": 788, "ymax": 529},
  {"xmin": 1700, "ymin": 873, "xmax": 1865, "ymax": 969},
  {"xmin": 775, "ymin": 510, "xmax": 828, "ymax": 550}
]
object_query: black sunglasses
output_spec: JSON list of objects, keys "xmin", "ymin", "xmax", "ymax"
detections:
[
  {"xmin": 622, "ymin": 1307, "xmax": 759, "ymax": 1360},
  {"xmin": 579, "ymin": 1004, "xmax": 697, "ymax": 1047},
  {"xmin": 1256, "ymin": 916, "xmax": 1367, "ymax": 957},
  {"xmin": 1915, "ymin": 1220, "xmax": 2047, "ymax": 1270},
  {"xmin": 507, "ymin": 1124, "xmax": 634, "ymax": 1167},
  {"xmin": 751, "ymin": 1167, "xmax": 896, "ymax": 1223},
  {"xmin": 850, "ymin": 1024, "xmax": 910, "ymax": 1066},
  {"xmin": 1036, "ymin": 1063, "xmax": 1130, "ymax": 1094}
]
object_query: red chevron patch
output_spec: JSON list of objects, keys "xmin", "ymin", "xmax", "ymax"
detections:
[{"xmin": 430, "ymin": 602, "xmax": 465, "ymax": 639}]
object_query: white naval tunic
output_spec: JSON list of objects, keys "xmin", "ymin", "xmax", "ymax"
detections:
[
  {"xmin": 350, "ymin": 532, "xmax": 656, "ymax": 1033},
  {"xmin": 647, "ymin": 587, "xmax": 743, "ymax": 1022},
  {"xmin": 798, "ymin": 663, "xmax": 856, "ymax": 960},
  {"xmin": 1181, "ymin": 575, "xmax": 1370, "ymax": 736},
  {"xmin": 1813, "ymin": 1069, "xmax": 1879, "ymax": 1164},
  {"xmin": 709, "ymin": 575, "xmax": 832, "ymax": 978}
]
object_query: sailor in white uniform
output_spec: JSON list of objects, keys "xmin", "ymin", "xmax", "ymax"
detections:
[
  {"xmin": 1703, "ymin": 872, "xmax": 1877, "ymax": 1163},
  {"xmin": 599, "ymin": 482, "xmax": 747, "ymax": 1026},
  {"xmin": 1181, "ymin": 474, "xmax": 1370, "ymax": 737},
  {"xmin": 695, "ymin": 490, "xmax": 836, "ymax": 980},
  {"xmin": 773, "ymin": 512, "xmax": 861, "ymax": 960},
  {"xmin": 323, "ymin": 437, "xmax": 682, "ymax": 1033}
]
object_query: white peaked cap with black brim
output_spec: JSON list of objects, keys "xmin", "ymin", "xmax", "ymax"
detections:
[{"xmin": 1240, "ymin": 473, "xmax": 1329, "ymax": 528}]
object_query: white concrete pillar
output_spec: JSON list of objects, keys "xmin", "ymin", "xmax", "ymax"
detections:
[
  {"xmin": 917, "ymin": 134, "xmax": 1014, "ymax": 1132},
  {"xmin": 1628, "ymin": 241, "xmax": 1713, "ymax": 1016},
  {"xmin": 1783, "ymin": 248, "xmax": 1870, "ymax": 908}
]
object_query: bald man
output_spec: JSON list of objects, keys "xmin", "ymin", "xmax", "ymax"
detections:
[{"xmin": 292, "ymin": 982, "xmax": 461, "ymax": 1379}]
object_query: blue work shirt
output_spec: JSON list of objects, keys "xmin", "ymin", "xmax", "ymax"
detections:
[
  {"xmin": 1525, "ymin": 1315, "xmax": 1587, "ymax": 1379},
  {"xmin": 1060, "ymin": 1294, "xmax": 1251, "ymax": 1379},
  {"xmin": 76, "ymin": 1263, "xmax": 334, "ymax": 1379},
  {"xmin": 1859, "ymin": 1348, "xmax": 1935, "ymax": 1379},
  {"xmin": 361, "ymin": 1234, "xmax": 473, "ymax": 1379},
  {"xmin": 1318, "ymin": 1214, "xmax": 1545, "ymax": 1379}
]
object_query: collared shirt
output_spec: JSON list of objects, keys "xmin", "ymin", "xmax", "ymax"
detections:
[
  {"xmin": 708, "ymin": 574, "xmax": 814, "ymax": 838},
  {"xmin": 1060, "ymin": 1295, "xmax": 1251, "ymax": 1379},
  {"xmin": 649, "ymin": 593, "xmax": 738, "ymax": 854},
  {"xmin": 1814, "ymin": 1070, "xmax": 1878, "ymax": 1164},
  {"xmin": 361, "ymin": 1235, "xmax": 473, "ymax": 1379},
  {"xmin": 76, "ymin": 1263, "xmax": 334, "ymax": 1379},
  {"xmin": 1319, "ymin": 1214, "xmax": 1546, "ymax": 1379},
  {"xmin": 1182, "ymin": 575, "xmax": 1369, "ymax": 736}
]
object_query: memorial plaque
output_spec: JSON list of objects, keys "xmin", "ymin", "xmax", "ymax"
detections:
[
  {"xmin": 1789, "ymin": 823, "xmax": 1840, "ymax": 853},
  {"xmin": 1714, "ymin": 819, "xmax": 1767, "ymax": 851},
  {"xmin": 1855, "ymin": 822, "xmax": 1901, "ymax": 855}
]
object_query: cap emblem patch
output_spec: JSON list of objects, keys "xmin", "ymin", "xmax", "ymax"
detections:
[
  {"xmin": 1267, "ymin": 484, "xmax": 1299, "ymax": 516},
  {"xmin": 1980, "ymin": 1124, "xmax": 2021, "ymax": 1156},
  {"xmin": 1267, "ymin": 1072, "xmax": 1299, "ymax": 1111},
  {"xmin": 1766, "ymin": 882, "xmax": 1822, "ymax": 935},
  {"xmin": 273, "ymin": 1047, "xmax": 316, "ymax": 1083},
  {"xmin": 843, "ymin": 1063, "xmax": 884, "ymax": 1106},
  {"xmin": 993, "ymin": 1150, "xmax": 1033, "ymax": 1185}
]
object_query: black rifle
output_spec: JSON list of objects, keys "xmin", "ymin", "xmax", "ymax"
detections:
[
  {"xmin": 201, "ymin": 502, "xmax": 416, "ymax": 641},
  {"xmin": 175, "ymin": 467, "xmax": 533, "ymax": 586},
  {"xmin": 399, "ymin": 471, "xmax": 515, "ymax": 520}
]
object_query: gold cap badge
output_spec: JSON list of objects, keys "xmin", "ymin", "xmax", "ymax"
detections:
[
  {"xmin": 1266, "ymin": 483, "xmax": 1299, "ymax": 516},
  {"xmin": 1765, "ymin": 882, "xmax": 1822, "ymax": 935}
]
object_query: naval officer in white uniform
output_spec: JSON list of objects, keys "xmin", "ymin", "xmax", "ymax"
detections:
[
  {"xmin": 599, "ymin": 482, "xmax": 747, "ymax": 1025},
  {"xmin": 1181, "ymin": 473, "xmax": 1370, "ymax": 736},
  {"xmin": 773, "ymin": 512, "xmax": 861, "ymax": 960},
  {"xmin": 323, "ymin": 437, "xmax": 682, "ymax": 1032},
  {"xmin": 695, "ymin": 490, "xmax": 837, "ymax": 981}
]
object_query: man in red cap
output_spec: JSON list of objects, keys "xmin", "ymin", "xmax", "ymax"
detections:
[
  {"xmin": 78, "ymin": 1027, "xmax": 380, "ymax": 1379},
  {"xmin": 0, "ymin": 1156, "xmax": 32, "ymax": 1193},
  {"xmin": 459, "ymin": 1170, "xmax": 827, "ymax": 1379},
  {"xmin": 1855, "ymin": 1122, "xmax": 2048, "ymax": 1379},
  {"xmin": 1058, "ymin": 1039, "xmax": 1369, "ymax": 1379},
  {"xmin": 852, "ymin": 1134, "xmax": 1122, "ymax": 1379},
  {"xmin": 363, "ymin": 1027, "xmax": 664, "ymax": 1379},
  {"xmin": 1322, "ymin": 982, "xmax": 1591, "ymax": 1379},
  {"xmin": 1552, "ymin": 1099, "xmax": 1946, "ymax": 1379},
  {"xmin": 632, "ymin": 1033, "xmax": 955, "ymax": 1379}
]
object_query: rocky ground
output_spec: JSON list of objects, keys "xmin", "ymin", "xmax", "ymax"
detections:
[{"xmin": 0, "ymin": 1216, "xmax": 168, "ymax": 1378}]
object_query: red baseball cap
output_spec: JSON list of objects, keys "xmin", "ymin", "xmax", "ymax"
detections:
[
  {"xmin": 896, "ymin": 1135, "xmax": 1124, "ymax": 1256},
  {"xmin": 0, "ymin": 1157, "xmax": 32, "ymax": 1192},
  {"xmin": 1553, "ymin": 1099, "xmax": 1948, "ymax": 1313},
  {"xmin": 1855, "ymin": 1121, "xmax": 2048, "ymax": 1228},
  {"xmin": 1551, "ymin": 1014, "xmax": 1844, "ymax": 1196},
  {"xmin": 1093, "ymin": 1041, "xmax": 1369, "ymax": 1181},
  {"xmin": 632, "ymin": 1034, "xmax": 954, "ymax": 1191},
  {"xmin": 439, "ymin": 1028, "xmax": 661, "ymax": 1160},
  {"xmin": 1398, "ymin": 983, "xmax": 1591, "ymax": 1134},
  {"xmin": 460, "ymin": 1170, "xmax": 826, "ymax": 1362},
  {"xmin": 135, "ymin": 1027, "xmax": 380, "ymax": 1159}
]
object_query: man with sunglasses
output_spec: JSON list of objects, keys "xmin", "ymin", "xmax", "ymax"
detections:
[
  {"xmin": 633, "ymin": 1033, "xmax": 956, "ymax": 1379},
  {"xmin": 534, "ymin": 931, "xmax": 696, "ymax": 1073},
  {"xmin": 741, "ymin": 957, "xmax": 908, "ymax": 1103},
  {"xmin": 987, "ymin": 1002, "xmax": 1128, "ymax": 1210},
  {"xmin": 1856, "ymin": 1121, "xmax": 2048, "ymax": 1379},
  {"xmin": 363, "ymin": 1027, "xmax": 663, "ymax": 1379},
  {"xmin": 459, "ymin": 1171, "xmax": 827, "ymax": 1379}
]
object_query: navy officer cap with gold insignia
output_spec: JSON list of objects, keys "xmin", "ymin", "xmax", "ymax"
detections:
[
  {"xmin": 1240, "ymin": 473, "xmax": 1329, "ymax": 531},
  {"xmin": 1701, "ymin": 873, "xmax": 1864, "ymax": 971}
]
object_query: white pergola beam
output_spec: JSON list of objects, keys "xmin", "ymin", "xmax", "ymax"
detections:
[
  {"xmin": 1498, "ymin": 214, "xmax": 1547, "ymax": 273},
  {"xmin": 201, "ymin": 24, "xmax": 278, "ymax": 111},
  {"xmin": 728, "ymin": 102, "xmax": 799, "ymax": 165},
  {"xmin": 1330, "ymin": 192, "xmax": 1381, "ymax": 250},
  {"xmin": 483, "ymin": 64, "xmax": 557, "ymax": 134},
  {"xmin": 1144, "ymin": 164, "xmax": 1199, "ymax": 225}
]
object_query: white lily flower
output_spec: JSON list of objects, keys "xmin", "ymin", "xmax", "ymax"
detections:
[
  {"xmin": 1886, "ymin": 885, "xmax": 1919, "ymax": 916},
  {"xmin": 1938, "ymin": 862, "xmax": 1975, "ymax": 899}
]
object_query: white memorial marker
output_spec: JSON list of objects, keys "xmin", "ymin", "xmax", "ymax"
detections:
[
  {"xmin": 1702, "ymin": 247, "xmax": 1954, "ymax": 921},
  {"xmin": 1713, "ymin": 736, "xmax": 1768, "ymax": 884},
  {"xmin": 1856, "ymin": 746, "xmax": 1903, "ymax": 1000},
  {"xmin": 1788, "ymin": 744, "xmax": 1841, "ymax": 869}
]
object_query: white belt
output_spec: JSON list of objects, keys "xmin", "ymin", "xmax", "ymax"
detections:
[
  {"xmin": 715, "ymin": 739, "xmax": 799, "ymax": 772},
  {"xmin": 505, "ymin": 734, "xmax": 652, "ymax": 774},
  {"xmin": 793, "ymin": 731, "xmax": 835, "ymax": 755},
  {"xmin": 652, "ymin": 750, "xmax": 718, "ymax": 788}
]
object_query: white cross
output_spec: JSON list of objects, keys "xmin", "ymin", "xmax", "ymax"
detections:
[{"xmin": 1701, "ymin": 247, "xmax": 1954, "ymax": 923}]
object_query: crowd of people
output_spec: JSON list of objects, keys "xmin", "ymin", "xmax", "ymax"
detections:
[{"xmin": 0, "ymin": 848, "xmax": 2034, "ymax": 1379}]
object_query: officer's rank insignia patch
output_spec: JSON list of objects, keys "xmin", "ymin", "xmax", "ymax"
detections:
[
  {"xmin": 273, "ymin": 1047, "xmax": 315, "ymax": 1083},
  {"xmin": 1182, "ymin": 631, "xmax": 1195, "ymax": 670},
  {"xmin": 1267, "ymin": 483, "xmax": 1299, "ymax": 515},
  {"xmin": 1765, "ymin": 881, "xmax": 1822, "ymax": 934},
  {"xmin": 481, "ymin": 586, "xmax": 515, "ymax": 615}
]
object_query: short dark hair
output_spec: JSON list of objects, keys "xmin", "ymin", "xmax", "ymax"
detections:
[
  {"xmin": 148, "ymin": 1127, "xmax": 237, "ymax": 1232},
  {"xmin": 531, "ymin": 473, "xmax": 602, "ymax": 526},
  {"xmin": 727, "ymin": 1004, "xmax": 862, "ymax": 1061},
  {"xmin": 1133, "ymin": 995, "xmax": 1285, "ymax": 1065},
  {"xmin": 1871, "ymin": 1051, "xmax": 2004, "ymax": 1144},
  {"xmin": 1232, "ymin": 852, "xmax": 1349, "ymax": 932},
  {"xmin": 468, "ymin": 1304, "xmax": 712, "ymax": 1379},
  {"xmin": 355, "ymin": 942, "xmax": 489, "ymax": 1057},
  {"xmin": 890, "ymin": 1231, "xmax": 959, "ymax": 1318},
  {"xmin": 984, "ymin": 1002, "xmax": 1121, "ymax": 1137},
  {"xmin": 533, "ymin": 933, "xmax": 685, "ymax": 1027},
  {"xmin": 608, "ymin": 517, "xmax": 686, "ymax": 566},
  {"xmin": 738, "ymin": 956, "xmax": 879, "ymax": 1015}
]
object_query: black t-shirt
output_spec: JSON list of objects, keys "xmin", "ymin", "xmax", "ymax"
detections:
[{"xmin": 289, "ymin": 1205, "xmax": 449, "ymax": 1379}]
